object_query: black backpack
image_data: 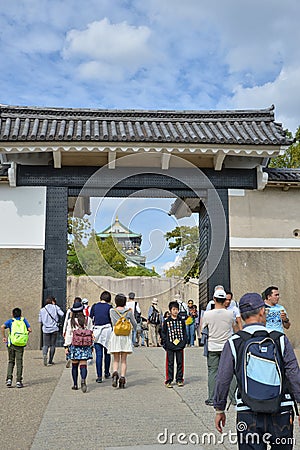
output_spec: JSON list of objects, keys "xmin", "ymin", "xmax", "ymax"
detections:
[
  {"xmin": 134, "ymin": 302, "xmax": 142, "ymax": 324},
  {"xmin": 232, "ymin": 329, "xmax": 286, "ymax": 413},
  {"xmin": 149, "ymin": 307, "xmax": 160, "ymax": 325},
  {"xmin": 178, "ymin": 302, "xmax": 188, "ymax": 321}
]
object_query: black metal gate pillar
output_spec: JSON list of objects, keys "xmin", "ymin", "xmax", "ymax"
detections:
[
  {"xmin": 199, "ymin": 189, "xmax": 230, "ymax": 309},
  {"xmin": 43, "ymin": 187, "xmax": 68, "ymax": 344}
]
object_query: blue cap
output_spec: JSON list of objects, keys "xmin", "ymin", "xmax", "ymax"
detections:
[{"xmin": 239, "ymin": 293, "xmax": 265, "ymax": 313}]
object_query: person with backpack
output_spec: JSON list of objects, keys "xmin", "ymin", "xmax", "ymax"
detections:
[
  {"xmin": 161, "ymin": 300, "xmax": 188, "ymax": 388},
  {"xmin": 108, "ymin": 293, "xmax": 137, "ymax": 389},
  {"xmin": 214, "ymin": 292, "xmax": 300, "ymax": 449},
  {"xmin": 39, "ymin": 296, "xmax": 64, "ymax": 366},
  {"xmin": 1, "ymin": 307, "xmax": 31, "ymax": 388},
  {"xmin": 147, "ymin": 298, "xmax": 162, "ymax": 346},
  {"xmin": 126, "ymin": 292, "xmax": 141, "ymax": 346},
  {"xmin": 64, "ymin": 301, "xmax": 93, "ymax": 393},
  {"xmin": 90, "ymin": 291, "xmax": 113, "ymax": 383}
]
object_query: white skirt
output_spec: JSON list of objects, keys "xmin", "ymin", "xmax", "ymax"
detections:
[{"xmin": 108, "ymin": 331, "xmax": 133, "ymax": 354}]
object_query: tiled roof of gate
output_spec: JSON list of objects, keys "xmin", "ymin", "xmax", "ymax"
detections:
[
  {"xmin": 0, "ymin": 104, "xmax": 291, "ymax": 146},
  {"xmin": 265, "ymin": 168, "xmax": 300, "ymax": 183}
]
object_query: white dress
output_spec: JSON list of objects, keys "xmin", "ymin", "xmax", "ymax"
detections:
[{"xmin": 107, "ymin": 307, "xmax": 137, "ymax": 354}]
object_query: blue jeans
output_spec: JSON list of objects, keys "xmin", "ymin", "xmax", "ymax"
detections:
[
  {"xmin": 94, "ymin": 343, "xmax": 111, "ymax": 378},
  {"xmin": 186, "ymin": 323, "xmax": 195, "ymax": 346},
  {"xmin": 237, "ymin": 409, "xmax": 294, "ymax": 449},
  {"xmin": 132, "ymin": 329, "xmax": 137, "ymax": 345}
]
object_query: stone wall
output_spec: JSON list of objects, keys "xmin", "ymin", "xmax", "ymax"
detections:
[
  {"xmin": 231, "ymin": 249, "xmax": 300, "ymax": 347},
  {"xmin": 0, "ymin": 248, "xmax": 43, "ymax": 350}
]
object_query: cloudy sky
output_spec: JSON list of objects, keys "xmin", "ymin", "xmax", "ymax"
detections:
[
  {"xmin": 1, "ymin": 0, "xmax": 299, "ymax": 133},
  {"xmin": 1, "ymin": 0, "xmax": 299, "ymax": 273}
]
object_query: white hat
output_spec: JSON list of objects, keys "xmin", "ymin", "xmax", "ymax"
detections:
[
  {"xmin": 214, "ymin": 290, "xmax": 226, "ymax": 299},
  {"xmin": 152, "ymin": 298, "xmax": 158, "ymax": 304},
  {"xmin": 82, "ymin": 298, "xmax": 89, "ymax": 304}
]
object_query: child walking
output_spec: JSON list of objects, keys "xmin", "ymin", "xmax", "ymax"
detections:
[
  {"xmin": 64, "ymin": 302, "xmax": 93, "ymax": 393},
  {"xmin": 108, "ymin": 293, "xmax": 137, "ymax": 388},
  {"xmin": 1, "ymin": 307, "xmax": 32, "ymax": 388},
  {"xmin": 161, "ymin": 301, "xmax": 187, "ymax": 388}
]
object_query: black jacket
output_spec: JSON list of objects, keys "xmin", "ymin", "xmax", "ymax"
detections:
[{"xmin": 162, "ymin": 316, "xmax": 187, "ymax": 351}]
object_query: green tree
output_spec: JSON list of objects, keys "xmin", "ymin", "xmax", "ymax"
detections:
[
  {"xmin": 96, "ymin": 235, "xmax": 128, "ymax": 275},
  {"xmin": 164, "ymin": 226, "xmax": 199, "ymax": 281},
  {"xmin": 126, "ymin": 266, "xmax": 159, "ymax": 277},
  {"xmin": 269, "ymin": 127, "xmax": 300, "ymax": 168},
  {"xmin": 67, "ymin": 215, "xmax": 92, "ymax": 275}
]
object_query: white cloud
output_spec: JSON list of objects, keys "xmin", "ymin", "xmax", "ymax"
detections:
[
  {"xmin": 218, "ymin": 66, "xmax": 300, "ymax": 133},
  {"xmin": 161, "ymin": 255, "xmax": 182, "ymax": 273},
  {"xmin": 63, "ymin": 18, "xmax": 152, "ymax": 81},
  {"xmin": 0, "ymin": 0, "xmax": 299, "ymax": 132}
]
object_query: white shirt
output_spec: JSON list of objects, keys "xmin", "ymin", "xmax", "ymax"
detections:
[
  {"xmin": 202, "ymin": 308, "xmax": 234, "ymax": 352},
  {"xmin": 126, "ymin": 300, "xmax": 141, "ymax": 314}
]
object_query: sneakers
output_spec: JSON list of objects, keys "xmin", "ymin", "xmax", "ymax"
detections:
[
  {"xmin": 177, "ymin": 381, "xmax": 184, "ymax": 387},
  {"xmin": 71, "ymin": 385, "xmax": 78, "ymax": 390},
  {"xmin": 205, "ymin": 399, "xmax": 214, "ymax": 406},
  {"xmin": 96, "ymin": 377, "xmax": 103, "ymax": 383},
  {"xmin": 104, "ymin": 373, "xmax": 110, "ymax": 379},
  {"xmin": 43, "ymin": 355, "xmax": 47, "ymax": 366},
  {"xmin": 6, "ymin": 379, "xmax": 12, "ymax": 387},
  {"xmin": 165, "ymin": 383, "xmax": 173, "ymax": 388},
  {"xmin": 48, "ymin": 362, "xmax": 54, "ymax": 366},
  {"xmin": 81, "ymin": 380, "xmax": 87, "ymax": 393},
  {"xmin": 16, "ymin": 382, "xmax": 24, "ymax": 388}
]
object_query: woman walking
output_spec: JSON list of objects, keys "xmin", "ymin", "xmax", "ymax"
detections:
[
  {"xmin": 108, "ymin": 293, "xmax": 137, "ymax": 388},
  {"xmin": 90, "ymin": 291, "xmax": 113, "ymax": 383},
  {"xmin": 64, "ymin": 301, "xmax": 93, "ymax": 393}
]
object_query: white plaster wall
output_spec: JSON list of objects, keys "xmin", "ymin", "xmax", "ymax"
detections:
[
  {"xmin": 0, "ymin": 186, "xmax": 46, "ymax": 248},
  {"xmin": 229, "ymin": 187, "xmax": 300, "ymax": 245}
]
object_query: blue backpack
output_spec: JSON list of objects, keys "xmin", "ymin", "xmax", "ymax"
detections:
[{"xmin": 232, "ymin": 329, "xmax": 286, "ymax": 413}]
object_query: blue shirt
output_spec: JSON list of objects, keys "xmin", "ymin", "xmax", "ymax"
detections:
[
  {"xmin": 265, "ymin": 303, "xmax": 287, "ymax": 333},
  {"xmin": 90, "ymin": 302, "xmax": 112, "ymax": 326},
  {"xmin": 4, "ymin": 317, "xmax": 31, "ymax": 331}
]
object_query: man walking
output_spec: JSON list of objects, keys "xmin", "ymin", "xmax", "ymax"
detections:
[
  {"xmin": 39, "ymin": 297, "xmax": 64, "ymax": 366},
  {"xmin": 202, "ymin": 289, "xmax": 234, "ymax": 406},
  {"xmin": 147, "ymin": 298, "xmax": 162, "ymax": 346},
  {"xmin": 126, "ymin": 292, "xmax": 141, "ymax": 346},
  {"xmin": 214, "ymin": 292, "xmax": 300, "ymax": 449}
]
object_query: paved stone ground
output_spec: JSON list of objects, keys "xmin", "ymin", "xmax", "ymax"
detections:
[{"xmin": 1, "ymin": 346, "xmax": 300, "ymax": 450}]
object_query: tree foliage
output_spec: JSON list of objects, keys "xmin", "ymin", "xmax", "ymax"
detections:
[
  {"xmin": 67, "ymin": 216, "xmax": 92, "ymax": 275},
  {"xmin": 164, "ymin": 226, "xmax": 199, "ymax": 281},
  {"xmin": 126, "ymin": 266, "xmax": 159, "ymax": 277},
  {"xmin": 269, "ymin": 126, "xmax": 300, "ymax": 168},
  {"xmin": 67, "ymin": 219, "xmax": 157, "ymax": 277}
]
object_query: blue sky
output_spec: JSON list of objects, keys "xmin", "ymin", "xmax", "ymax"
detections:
[
  {"xmin": 1, "ymin": 0, "xmax": 300, "ymax": 273},
  {"xmin": 89, "ymin": 197, "xmax": 197, "ymax": 275}
]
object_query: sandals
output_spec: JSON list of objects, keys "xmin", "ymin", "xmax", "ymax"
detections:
[{"xmin": 112, "ymin": 371, "xmax": 119, "ymax": 387}]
